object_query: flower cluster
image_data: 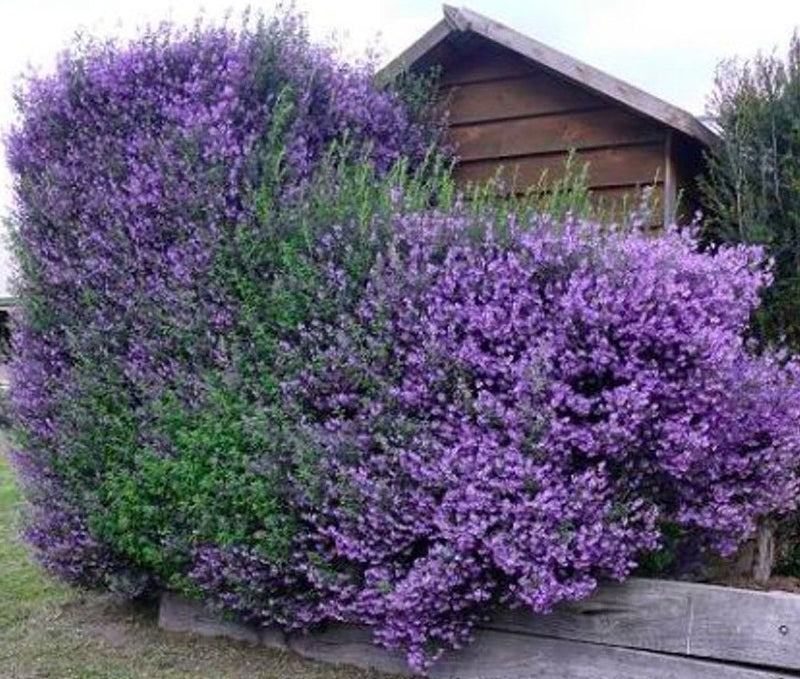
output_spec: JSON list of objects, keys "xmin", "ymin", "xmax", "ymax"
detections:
[{"xmin": 283, "ymin": 213, "xmax": 800, "ymax": 667}]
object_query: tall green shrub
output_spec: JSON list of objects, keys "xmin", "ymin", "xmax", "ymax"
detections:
[
  {"xmin": 6, "ymin": 10, "xmax": 447, "ymax": 595},
  {"xmin": 700, "ymin": 32, "xmax": 800, "ymax": 348}
]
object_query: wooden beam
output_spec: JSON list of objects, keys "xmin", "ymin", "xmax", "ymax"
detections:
[
  {"xmin": 447, "ymin": 109, "xmax": 666, "ymax": 162},
  {"xmin": 663, "ymin": 131, "xmax": 676, "ymax": 225},
  {"xmin": 160, "ymin": 581, "xmax": 800, "ymax": 678},
  {"xmin": 486, "ymin": 578, "xmax": 800, "ymax": 673},
  {"xmin": 290, "ymin": 623, "xmax": 795, "ymax": 679},
  {"xmin": 158, "ymin": 592, "xmax": 286, "ymax": 651}
]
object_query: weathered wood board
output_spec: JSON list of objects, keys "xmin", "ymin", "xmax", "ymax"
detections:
[
  {"xmin": 455, "ymin": 143, "xmax": 664, "ymax": 190},
  {"xmin": 487, "ymin": 578, "xmax": 800, "ymax": 672},
  {"xmin": 159, "ymin": 579, "xmax": 800, "ymax": 678},
  {"xmin": 158, "ymin": 591, "xmax": 286, "ymax": 650},
  {"xmin": 290, "ymin": 625, "xmax": 411, "ymax": 676},
  {"xmin": 447, "ymin": 108, "xmax": 665, "ymax": 162},
  {"xmin": 438, "ymin": 41, "xmax": 539, "ymax": 86},
  {"xmin": 440, "ymin": 72, "xmax": 604, "ymax": 125},
  {"xmin": 290, "ymin": 624, "xmax": 795, "ymax": 679},
  {"xmin": 486, "ymin": 578, "xmax": 689, "ymax": 655},
  {"xmin": 689, "ymin": 583, "xmax": 800, "ymax": 670}
]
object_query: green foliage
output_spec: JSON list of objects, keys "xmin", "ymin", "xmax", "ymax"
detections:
[
  {"xmin": 383, "ymin": 66, "xmax": 444, "ymax": 133},
  {"xmin": 9, "ymin": 31, "xmax": 624, "ymax": 604},
  {"xmin": 636, "ymin": 522, "xmax": 684, "ymax": 576},
  {"xmin": 77, "ymin": 127, "xmax": 462, "ymax": 591},
  {"xmin": 26, "ymin": 113, "xmax": 634, "ymax": 597},
  {"xmin": 94, "ymin": 387, "xmax": 299, "ymax": 583},
  {"xmin": 700, "ymin": 32, "xmax": 800, "ymax": 348}
]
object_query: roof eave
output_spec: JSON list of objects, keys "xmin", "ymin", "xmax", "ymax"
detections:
[
  {"xmin": 377, "ymin": 18, "xmax": 455, "ymax": 85},
  {"xmin": 378, "ymin": 5, "xmax": 720, "ymax": 149}
]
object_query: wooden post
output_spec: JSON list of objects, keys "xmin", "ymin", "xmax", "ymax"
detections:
[
  {"xmin": 663, "ymin": 130, "xmax": 676, "ymax": 226},
  {"xmin": 753, "ymin": 517, "xmax": 776, "ymax": 584}
]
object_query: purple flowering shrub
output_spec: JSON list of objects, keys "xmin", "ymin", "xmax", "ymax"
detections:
[
  {"xmin": 6, "ymin": 11, "xmax": 443, "ymax": 591},
  {"xmin": 6, "ymin": 7, "xmax": 800, "ymax": 672},
  {"xmin": 282, "ymin": 213, "xmax": 800, "ymax": 667}
]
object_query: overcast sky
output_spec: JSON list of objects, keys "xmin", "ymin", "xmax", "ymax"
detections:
[{"xmin": 1, "ymin": 0, "xmax": 798, "ymax": 297}]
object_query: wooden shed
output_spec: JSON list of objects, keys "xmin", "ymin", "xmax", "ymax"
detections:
[{"xmin": 380, "ymin": 5, "xmax": 719, "ymax": 227}]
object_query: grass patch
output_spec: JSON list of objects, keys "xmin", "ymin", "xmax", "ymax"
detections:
[
  {"xmin": 0, "ymin": 430, "xmax": 73, "ymax": 631},
  {"xmin": 0, "ymin": 430, "xmax": 398, "ymax": 678}
]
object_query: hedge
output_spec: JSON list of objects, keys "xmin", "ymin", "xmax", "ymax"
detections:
[{"xmin": 7, "ymin": 10, "xmax": 800, "ymax": 671}]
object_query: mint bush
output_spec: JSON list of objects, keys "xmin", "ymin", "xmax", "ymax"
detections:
[
  {"xmin": 6, "ymin": 9, "xmax": 800, "ymax": 672},
  {"xmin": 6, "ymin": 11, "xmax": 442, "ymax": 594},
  {"xmin": 279, "ymin": 213, "xmax": 800, "ymax": 667}
]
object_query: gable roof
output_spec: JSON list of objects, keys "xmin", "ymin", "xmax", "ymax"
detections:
[{"xmin": 380, "ymin": 5, "xmax": 719, "ymax": 148}]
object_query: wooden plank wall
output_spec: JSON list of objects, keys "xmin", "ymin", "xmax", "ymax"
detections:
[{"xmin": 439, "ymin": 41, "xmax": 669, "ymax": 226}]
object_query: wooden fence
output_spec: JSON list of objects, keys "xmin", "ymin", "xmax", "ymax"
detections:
[{"xmin": 159, "ymin": 578, "xmax": 800, "ymax": 678}]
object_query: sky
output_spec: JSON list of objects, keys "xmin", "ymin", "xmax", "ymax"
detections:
[{"xmin": 0, "ymin": 0, "xmax": 798, "ymax": 297}]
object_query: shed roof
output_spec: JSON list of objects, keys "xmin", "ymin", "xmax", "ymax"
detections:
[{"xmin": 380, "ymin": 5, "xmax": 719, "ymax": 148}]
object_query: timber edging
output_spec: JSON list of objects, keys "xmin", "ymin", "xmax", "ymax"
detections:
[
  {"xmin": 158, "ymin": 578, "xmax": 800, "ymax": 678},
  {"xmin": 158, "ymin": 592, "xmax": 287, "ymax": 650}
]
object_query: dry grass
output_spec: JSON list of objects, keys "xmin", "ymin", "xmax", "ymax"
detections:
[{"xmin": 0, "ymin": 429, "xmax": 402, "ymax": 679}]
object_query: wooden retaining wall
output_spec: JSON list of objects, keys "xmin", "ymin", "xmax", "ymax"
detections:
[{"xmin": 159, "ymin": 578, "xmax": 800, "ymax": 678}]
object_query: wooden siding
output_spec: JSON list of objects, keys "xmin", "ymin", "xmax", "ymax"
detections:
[
  {"xmin": 437, "ymin": 39, "xmax": 672, "ymax": 226},
  {"xmin": 437, "ymin": 40, "xmax": 539, "ymax": 86},
  {"xmin": 456, "ymin": 144, "xmax": 664, "ymax": 190},
  {"xmin": 448, "ymin": 108, "xmax": 666, "ymax": 161},
  {"xmin": 442, "ymin": 76, "xmax": 601, "ymax": 123}
]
